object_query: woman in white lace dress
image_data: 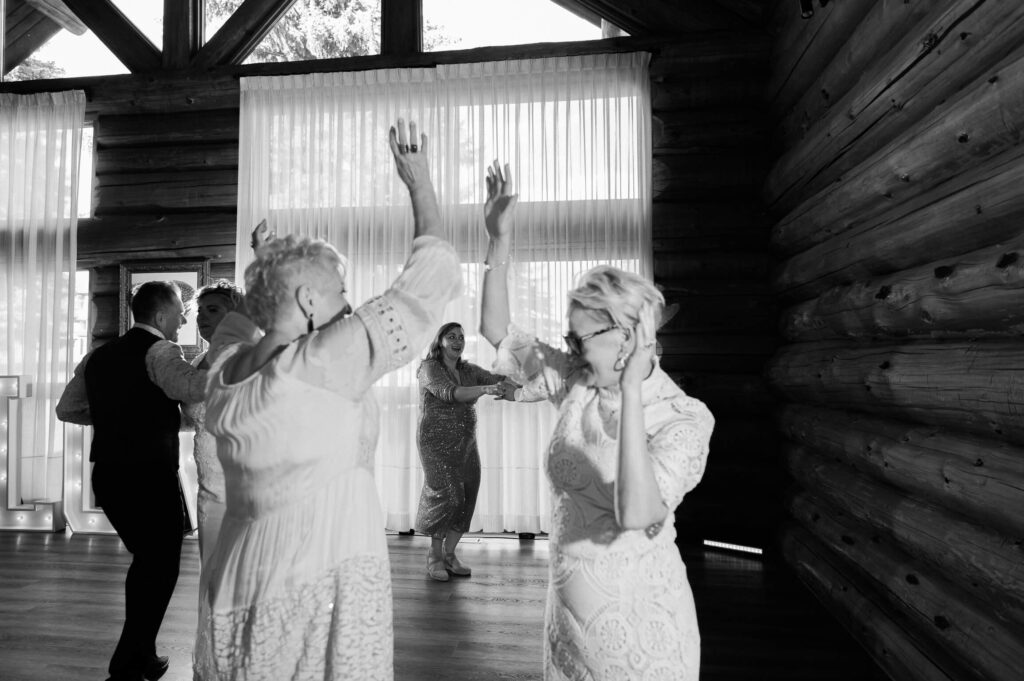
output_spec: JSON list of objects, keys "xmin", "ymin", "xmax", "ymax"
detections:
[
  {"xmin": 183, "ymin": 280, "xmax": 260, "ymax": 681},
  {"xmin": 198, "ymin": 119, "xmax": 461, "ymax": 681},
  {"xmin": 480, "ymin": 163, "xmax": 714, "ymax": 680},
  {"xmin": 183, "ymin": 281, "xmax": 245, "ymax": 562}
]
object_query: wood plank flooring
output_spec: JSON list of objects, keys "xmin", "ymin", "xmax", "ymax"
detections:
[{"xmin": 0, "ymin": 532, "xmax": 888, "ymax": 681}]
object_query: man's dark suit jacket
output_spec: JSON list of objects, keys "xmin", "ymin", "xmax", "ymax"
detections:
[{"xmin": 84, "ymin": 327, "xmax": 182, "ymax": 481}]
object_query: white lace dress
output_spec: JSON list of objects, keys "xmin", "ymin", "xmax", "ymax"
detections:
[
  {"xmin": 183, "ymin": 354, "xmax": 225, "ymax": 681},
  {"xmin": 183, "ymin": 353, "xmax": 227, "ymax": 563},
  {"xmin": 199, "ymin": 236, "xmax": 460, "ymax": 681},
  {"xmin": 496, "ymin": 328, "xmax": 714, "ymax": 681}
]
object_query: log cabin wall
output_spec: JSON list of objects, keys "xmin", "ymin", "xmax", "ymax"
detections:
[
  {"xmin": 77, "ymin": 75, "xmax": 240, "ymax": 344},
  {"xmin": 763, "ymin": 2, "xmax": 1024, "ymax": 680},
  {"xmin": 2, "ymin": 28, "xmax": 779, "ymax": 546},
  {"xmin": 650, "ymin": 33, "xmax": 779, "ymax": 548}
]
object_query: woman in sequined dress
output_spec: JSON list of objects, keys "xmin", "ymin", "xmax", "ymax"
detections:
[
  {"xmin": 480, "ymin": 161, "xmax": 715, "ymax": 680},
  {"xmin": 415, "ymin": 322, "xmax": 514, "ymax": 581}
]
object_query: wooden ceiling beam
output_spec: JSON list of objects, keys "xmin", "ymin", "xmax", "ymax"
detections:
[
  {"xmin": 163, "ymin": 0, "xmax": 202, "ymax": 69},
  {"xmin": 380, "ymin": 0, "xmax": 421, "ymax": 55},
  {"xmin": 712, "ymin": 0, "xmax": 768, "ymax": 25},
  {"xmin": 62, "ymin": 0, "xmax": 161, "ymax": 72},
  {"xmin": 4, "ymin": 10, "xmax": 61, "ymax": 74},
  {"xmin": 191, "ymin": 0, "xmax": 298, "ymax": 69},
  {"xmin": 560, "ymin": 0, "xmax": 750, "ymax": 35},
  {"xmin": 24, "ymin": 0, "xmax": 86, "ymax": 34}
]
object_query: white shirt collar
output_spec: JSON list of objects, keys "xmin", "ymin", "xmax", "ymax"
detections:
[{"xmin": 133, "ymin": 322, "xmax": 166, "ymax": 340}]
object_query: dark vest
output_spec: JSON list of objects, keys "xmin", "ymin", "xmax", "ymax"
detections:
[{"xmin": 85, "ymin": 327, "xmax": 182, "ymax": 471}]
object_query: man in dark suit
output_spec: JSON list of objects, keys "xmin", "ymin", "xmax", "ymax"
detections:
[{"xmin": 57, "ymin": 281, "xmax": 207, "ymax": 681}]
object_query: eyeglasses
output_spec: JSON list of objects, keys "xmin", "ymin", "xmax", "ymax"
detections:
[{"xmin": 564, "ymin": 324, "xmax": 621, "ymax": 355}]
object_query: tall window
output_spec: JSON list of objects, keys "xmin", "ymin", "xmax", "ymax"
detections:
[{"xmin": 236, "ymin": 53, "xmax": 651, "ymax": 532}]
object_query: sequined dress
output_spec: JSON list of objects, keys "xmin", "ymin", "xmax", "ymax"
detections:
[
  {"xmin": 495, "ymin": 327, "xmax": 714, "ymax": 681},
  {"xmin": 199, "ymin": 236, "xmax": 460, "ymax": 681},
  {"xmin": 414, "ymin": 359, "xmax": 502, "ymax": 537}
]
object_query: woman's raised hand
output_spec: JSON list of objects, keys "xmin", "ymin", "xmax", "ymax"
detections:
[
  {"xmin": 389, "ymin": 118, "xmax": 430, "ymax": 192},
  {"xmin": 621, "ymin": 303, "xmax": 657, "ymax": 388},
  {"xmin": 249, "ymin": 219, "xmax": 276, "ymax": 251},
  {"xmin": 484, "ymin": 160, "xmax": 518, "ymax": 241}
]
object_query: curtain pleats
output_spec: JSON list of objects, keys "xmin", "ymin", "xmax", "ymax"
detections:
[
  {"xmin": 237, "ymin": 54, "xmax": 651, "ymax": 532},
  {"xmin": 0, "ymin": 91, "xmax": 85, "ymax": 503}
]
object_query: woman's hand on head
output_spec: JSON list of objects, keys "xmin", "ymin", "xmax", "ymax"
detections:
[
  {"xmin": 484, "ymin": 160, "xmax": 518, "ymax": 241},
  {"xmin": 389, "ymin": 118, "xmax": 430, "ymax": 191},
  {"xmin": 620, "ymin": 303, "xmax": 657, "ymax": 388}
]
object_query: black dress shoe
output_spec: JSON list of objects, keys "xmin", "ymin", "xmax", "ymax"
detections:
[{"xmin": 143, "ymin": 656, "xmax": 169, "ymax": 681}]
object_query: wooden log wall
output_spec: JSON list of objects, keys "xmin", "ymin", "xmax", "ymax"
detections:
[
  {"xmin": 81, "ymin": 98, "xmax": 239, "ymax": 342},
  {"xmin": 764, "ymin": 1, "xmax": 1024, "ymax": 679},
  {"xmin": 650, "ymin": 32, "xmax": 779, "ymax": 548},
  {"xmin": 1, "ymin": 31, "xmax": 780, "ymax": 548}
]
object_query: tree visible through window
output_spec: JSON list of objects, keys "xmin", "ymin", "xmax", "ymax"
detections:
[{"xmin": 205, "ymin": 0, "xmax": 457, "ymax": 62}]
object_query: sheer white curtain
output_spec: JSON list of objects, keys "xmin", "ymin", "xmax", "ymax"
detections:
[
  {"xmin": 236, "ymin": 53, "xmax": 651, "ymax": 533},
  {"xmin": 0, "ymin": 91, "xmax": 85, "ymax": 504}
]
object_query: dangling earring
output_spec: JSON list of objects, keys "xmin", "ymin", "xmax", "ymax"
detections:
[
  {"xmin": 307, "ymin": 313, "xmax": 315, "ymax": 334},
  {"xmin": 614, "ymin": 351, "xmax": 628, "ymax": 371}
]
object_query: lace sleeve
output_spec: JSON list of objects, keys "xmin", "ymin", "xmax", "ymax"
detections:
[
  {"xmin": 280, "ymin": 236, "xmax": 461, "ymax": 396},
  {"xmin": 647, "ymin": 397, "xmax": 714, "ymax": 510},
  {"xmin": 146, "ymin": 341, "xmax": 208, "ymax": 403},
  {"xmin": 493, "ymin": 324, "xmax": 576, "ymax": 406},
  {"xmin": 207, "ymin": 312, "xmax": 261, "ymax": 367},
  {"xmin": 56, "ymin": 353, "xmax": 92, "ymax": 425}
]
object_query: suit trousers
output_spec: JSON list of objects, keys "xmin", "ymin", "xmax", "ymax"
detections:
[{"xmin": 92, "ymin": 462, "xmax": 184, "ymax": 677}]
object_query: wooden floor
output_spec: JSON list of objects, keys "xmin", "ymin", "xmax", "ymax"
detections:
[{"xmin": 0, "ymin": 531, "xmax": 888, "ymax": 681}]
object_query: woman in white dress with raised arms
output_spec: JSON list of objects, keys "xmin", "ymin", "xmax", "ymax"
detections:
[
  {"xmin": 198, "ymin": 119, "xmax": 460, "ymax": 681},
  {"xmin": 480, "ymin": 163, "xmax": 714, "ymax": 680}
]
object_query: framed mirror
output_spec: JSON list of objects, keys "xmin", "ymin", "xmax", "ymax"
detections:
[{"xmin": 119, "ymin": 259, "xmax": 210, "ymax": 360}]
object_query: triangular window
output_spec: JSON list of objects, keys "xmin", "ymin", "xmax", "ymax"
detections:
[
  {"xmin": 5, "ymin": 27, "xmax": 128, "ymax": 81},
  {"xmin": 110, "ymin": 0, "xmax": 163, "ymax": 48},
  {"xmin": 204, "ymin": 0, "xmax": 245, "ymax": 41},
  {"xmin": 207, "ymin": 0, "xmax": 383, "ymax": 64},
  {"xmin": 422, "ymin": 0, "xmax": 619, "ymax": 52}
]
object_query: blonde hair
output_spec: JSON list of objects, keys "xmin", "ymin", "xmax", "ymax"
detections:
[
  {"xmin": 197, "ymin": 279, "xmax": 244, "ymax": 309},
  {"xmin": 567, "ymin": 265, "xmax": 665, "ymax": 330},
  {"xmin": 243, "ymin": 235, "xmax": 347, "ymax": 330}
]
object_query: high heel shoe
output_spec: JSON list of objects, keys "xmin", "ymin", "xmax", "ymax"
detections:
[
  {"xmin": 445, "ymin": 553, "xmax": 471, "ymax": 577},
  {"xmin": 427, "ymin": 555, "xmax": 449, "ymax": 581}
]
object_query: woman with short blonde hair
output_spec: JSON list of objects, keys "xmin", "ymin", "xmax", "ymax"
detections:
[
  {"xmin": 198, "ymin": 119, "xmax": 461, "ymax": 681},
  {"xmin": 480, "ymin": 162, "xmax": 714, "ymax": 681}
]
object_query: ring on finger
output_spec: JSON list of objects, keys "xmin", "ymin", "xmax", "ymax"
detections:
[
  {"xmin": 401, "ymin": 144, "xmax": 410, "ymax": 153},
  {"xmin": 410, "ymin": 144, "xmax": 418, "ymax": 153}
]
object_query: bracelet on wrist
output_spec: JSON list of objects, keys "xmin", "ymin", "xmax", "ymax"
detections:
[{"xmin": 483, "ymin": 259, "xmax": 508, "ymax": 272}]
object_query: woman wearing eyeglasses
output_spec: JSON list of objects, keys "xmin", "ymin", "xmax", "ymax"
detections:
[{"xmin": 479, "ymin": 161, "xmax": 714, "ymax": 681}]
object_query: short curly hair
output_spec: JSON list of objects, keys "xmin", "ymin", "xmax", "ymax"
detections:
[
  {"xmin": 243, "ymin": 235, "xmax": 347, "ymax": 330},
  {"xmin": 567, "ymin": 266, "xmax": 665, "ymax": 330},
  {"xmin": 196, "ymin": 279, "xmax": 243, "ymax": 309}
]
